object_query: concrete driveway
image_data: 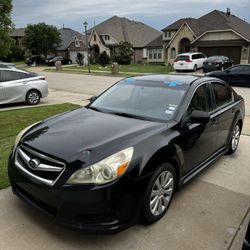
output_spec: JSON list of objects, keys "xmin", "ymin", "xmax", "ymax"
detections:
[{"xmin": 0, "ymin": 69, "xmax": 249, "ymax": 249}]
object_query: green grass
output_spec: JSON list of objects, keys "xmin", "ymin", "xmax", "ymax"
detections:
[
  {"xmin": 46, "ymin": 64, "xmax": 174, "ymax": 76},
  {"xmin": 0, "ymin": 103, "xmax": 80, "ymax": 189}
]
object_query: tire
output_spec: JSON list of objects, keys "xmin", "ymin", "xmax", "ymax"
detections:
[
  {"xmin": 68, "ymin": 60, "xmax": 72, "ymax": 65},
  {"xmin": 221, "ymin": 66, "xmax": 224, "ymax": 71},
  {"xmin": 193, "ymin": 65, "xmax": 197, "ymax": 72},
  {"xmin": 227, "ymin": 122, "xmax": 241, "ymax": 154},
  {"xmin": 140, "ymin": 162, "xmax": 176, "ymax": 224},
  {"xmin": 26, "ymin": 90, "xmax": 41, "ymax": 105}
]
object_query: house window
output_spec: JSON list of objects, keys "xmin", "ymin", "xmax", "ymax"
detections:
[
  {"xmin": 165, "ymin": 31, "xmax": 172, "ymax": 38},
  {"xmin": 75, "ymin": 39, "xmax": 80, "ymax": 47},
  {"xmin": 104, "ymin": 35, "xmax": 109, "ymax": 40},
  {"xmin": 94, "ymin": 34, "xmax": 97, "ymax": 42},
  {"xmin": 148, "ymin": 49, "xmax": 163, "ymax": 60},
  {"xmin": 170, "ymin": 47, "xmax": 176, "ymax": 59}
]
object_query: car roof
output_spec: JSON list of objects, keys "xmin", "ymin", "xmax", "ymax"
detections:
[
  {"xmin": 0, "ymin": 68, "xmax": 36, "ymax": 74},
  {"xmin": 177, "ymin": 52, "xmax": 202, "ymax": 56},
  {"xmin": 127, "ymin": 74, "xmax": 200, "ymax": 85}
]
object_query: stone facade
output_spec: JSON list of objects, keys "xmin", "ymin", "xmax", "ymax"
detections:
[{"xmin": 166, "ymin": 23, "xmax": 195, "ymax": 65}]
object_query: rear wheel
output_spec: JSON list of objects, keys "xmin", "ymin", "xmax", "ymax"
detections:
[
  {"xmin": 140, "ymin": 163, "xmax": 176, "ymax": 224},
  {"xmin": 26, "ymin": 90, "xmax": 40, "ymax": 105},
  {"xmin": 193, "ymin": 65, "xmax": 197, "ymax": 72},
  {"xmin": 227, "ymin": 122, "xmax": 241, "ymax": 154}
]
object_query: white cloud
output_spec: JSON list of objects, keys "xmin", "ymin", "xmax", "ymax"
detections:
[{"xmin": 12, "ymin": 0, "xmax": 250, "ymax": 30}]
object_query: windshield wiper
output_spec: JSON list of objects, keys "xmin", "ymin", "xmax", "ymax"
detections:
[
  {"xmin": 88, "ymin": 106, "xmax": 103, "ymax": 112},
  {"xmin": 108, "ymin": 111, "xmax": 147, "ymax": 120}
]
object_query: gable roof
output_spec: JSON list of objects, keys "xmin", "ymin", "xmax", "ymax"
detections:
[
  {"xmin": 146, "ymin": 35, "xmax": 164, "ymax": 48},
  {"xmin": 162, "ymin": 10, "xmax": 250, "ymax": 41},
  {"xmin": 90, "ymin": 16, "xmax": 161, "ymax": 48},
  {"xmin": 58, "ymin": 28, "xmax": 86, "ymax": 50}
]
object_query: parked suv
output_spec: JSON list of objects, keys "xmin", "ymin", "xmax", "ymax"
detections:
[{"xmin": 174, "ymin": 52, "xmax": 207, "ymax": 71}]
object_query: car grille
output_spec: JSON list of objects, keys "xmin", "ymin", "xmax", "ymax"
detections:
[{"xmin": 14, "ymin": 145, "xmax": 65, "ymax": 186}]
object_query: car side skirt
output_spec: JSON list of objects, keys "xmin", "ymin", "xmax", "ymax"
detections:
[{"xmin": 181, "ymin": 146, "xmax": 227, "ymax": 185}]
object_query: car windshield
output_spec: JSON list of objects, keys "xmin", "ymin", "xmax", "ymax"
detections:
[{"xmin": 89, "ymin": 79, "xmax": 189, "ymax": 122}]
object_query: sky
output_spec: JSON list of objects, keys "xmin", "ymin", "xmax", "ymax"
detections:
[{"xmin": 12, "ymin": 0, "xmax": 250, "ymax": 32}]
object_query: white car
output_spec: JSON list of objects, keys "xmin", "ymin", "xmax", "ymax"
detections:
[
  {"xmin": 173, "ymin": 52, "xmax": 207, "ymax": 71},
  {"xmin": 0, "ymin": 68, "xmax": 48, "ymax": 105}
]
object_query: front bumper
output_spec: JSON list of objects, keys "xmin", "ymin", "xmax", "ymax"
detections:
[{"xmin": 8, "ymin": 155, "xmax": 145, "ymax": 234}]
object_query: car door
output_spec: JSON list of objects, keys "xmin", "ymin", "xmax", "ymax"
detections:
[
  {"xmin": 209, "ymin": 82, "xmax": 235, "ymax": 150},
  {"xmin": 224, "ymin": 65, "xmax": 245, "ymax": 85},
  {"xmin": 1, "ymin": 70, "xmax": 27, "ymax": 101},
  {"xmin": 177, "ymin": 83, "xmax": 218, "ymax": 175}
]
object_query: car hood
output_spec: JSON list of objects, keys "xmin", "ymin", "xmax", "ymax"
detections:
[
  {"xmin": 21, "ymin": 108, "xmax": 166, "ymax": 166},
  {"xmin": 206, "ymin": 70, "xmax": 225, "ymax": 76}
]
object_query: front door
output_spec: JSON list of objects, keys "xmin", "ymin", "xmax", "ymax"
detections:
[{"xmin": 176, "ymin": 83, "xmax": 218, "ymax": 175}]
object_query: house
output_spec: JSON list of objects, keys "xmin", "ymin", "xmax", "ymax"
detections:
[
  {"xmin": 57, "ymin": 27, "xmax": 88, "ymax": 64},
  {"xmin": 10, "ymin": 28, "xmax": 25, "ymax": 48},
  {"xmin": 145, "ymin": 9, "xmax": 250, "ymax": 65},
  {"xmin": 87, "ymin": 16, "xmax": 161, "ymax": 63}
]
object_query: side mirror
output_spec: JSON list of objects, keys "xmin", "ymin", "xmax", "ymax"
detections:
[
  {"xmin": 190, "ymin": 110, "xmax": 210, "ymax": 124},
  {"xmin": 89, "ymin": 96, "xmax": 97, "ymax": 102}
]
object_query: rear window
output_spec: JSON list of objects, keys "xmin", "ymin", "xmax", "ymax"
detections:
[{"xmin": 176, "ymin": 55, "xmax": 190, "ymax": 61}]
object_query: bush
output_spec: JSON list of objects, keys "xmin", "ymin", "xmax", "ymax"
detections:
[
  {"xmin": 99, "ymin": 51, "xmax": 110, "ymax": 67},
  {"xmin": 76, "ymin": 52, "xmax": 84, "ymax": 66},
  {"xmin": 0, "ymin": 44, "xmax": 25, "ymax": 62},
  {"xmin": 113, "ymin": 41, "xmax": 133, "ymax": 65}
]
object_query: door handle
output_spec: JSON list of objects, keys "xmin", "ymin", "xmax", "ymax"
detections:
[{"xmin": 211, "ymin": 119, "xmax": 218, "ymax": 126}]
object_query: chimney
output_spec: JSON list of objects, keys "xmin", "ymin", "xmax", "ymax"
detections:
[{"xmin": 226, "ymin": 8, "xmax": 231, "ymax": 16}]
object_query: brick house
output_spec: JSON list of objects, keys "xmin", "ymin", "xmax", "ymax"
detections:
[{"xmin": 145, "ymin": 9, "xmax": 250, "ymax": 65}]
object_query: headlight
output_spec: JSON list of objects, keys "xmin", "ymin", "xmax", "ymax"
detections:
[
  {"xmin": 13, "ymin": 121, "xmax": 41, "ymax": 153},
  {"xmin": 67, "ymin": 147, "xmax": 134, "ymax": 185}
]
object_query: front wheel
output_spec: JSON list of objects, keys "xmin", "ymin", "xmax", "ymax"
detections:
[
  {"xmin": 227, "ymin": 122, "xmax": 241, "ymax": 154},
  {"xmin": 140, "ymin": 163, "xmax": 176, "ymax": 224},
  {"xmin": 26, "ymin": 90, "xmax": 40, "ymax": 105}
]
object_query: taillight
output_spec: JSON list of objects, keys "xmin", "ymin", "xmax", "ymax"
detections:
[
  {"xmin": 174, "ymin": 59, "xmax": 179, "ymax": 62},
  {"xmin": 185, "ymin": 59, "xmax": 192, "ymax": 63}
]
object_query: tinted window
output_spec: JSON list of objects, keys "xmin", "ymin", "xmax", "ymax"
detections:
[
  {"xmin": 176, "ymin": 55, "xmax": 189, "ymax": 61},
  {"xmin": 192, "ymin": 54, "xmax": 198, "ymax": 60},
  {"xmin": 212, "ymin": 83, "xmax": 233, "ymax": 109},
  {"xmin": 188, "ymin": 84, "xmax": 211, "ymax": 114},
  {"xmin": 2, "ymin": 71, "xmax": 22, "ymax": 82}
]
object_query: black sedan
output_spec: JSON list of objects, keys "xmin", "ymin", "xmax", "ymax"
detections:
[
  {"xmin": 203, "ymin": 56, "xmax": 233, "ymax": 72},
  {"xmin": 8, "ymin": 75, "xmax": 245, "ymax": 233},
  {"xmin": 46, "ymin": 56, "xmax": 72, "ymax": 66},
  {"xmin": 25, "ymin": 56, "xmax": 45, "ymax": 66},
  {"xmin": 207, "ymin": 64, "xmax": 250, "ymax": 87}
]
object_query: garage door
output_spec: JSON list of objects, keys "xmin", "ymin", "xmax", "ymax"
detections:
[{"xmin": 198, "ymin": 46, "xmax": 242, "ymax": 64}]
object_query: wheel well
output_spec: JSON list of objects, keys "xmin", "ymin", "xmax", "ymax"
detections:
[
  {"xmin": 141, "ymin": 147, "xmax": 181, "ymax": 189},
  {"xmin": 237, "ymin": 119, "xmax": 243, "ymax": 131},
  {"xmin": 26, "ymin": 89, "xmax": 42, "ymax": 98}
]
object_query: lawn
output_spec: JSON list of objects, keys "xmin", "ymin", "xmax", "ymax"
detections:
[
  {"xmin": 46, "ymin": 64, "xmax": 174, "ymax": 76},
  {"xmin": 0, "ymin": 103, "xmax": 80, "ymax": 189}
]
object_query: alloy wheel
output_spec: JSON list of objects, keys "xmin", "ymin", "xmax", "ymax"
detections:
[
  {"xmin": 28, "ymin": 92, "xmax": 40, "ymax": 104},
  {"xmin": 231, "ymin": 124, "xmax": 240, "ymax": 151},
  {"xmin": 150, "ymin": 170, "xmax": 174, "ymax": 216}
]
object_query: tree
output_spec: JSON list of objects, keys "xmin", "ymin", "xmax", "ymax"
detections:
[
  {"xmin": 0, "ymin": 0, "xmax": 14, "ymax": 57},
  {"xmin": 99, "ymin": 51, "xmax": 110, "ymax": 67},
  {"xmin": 113, "ymin": 41, "xmax": 133, "ymax": 64},
  {"xmin": 23, "ymin": 23, "xmax": 61, "ymax": 58}
]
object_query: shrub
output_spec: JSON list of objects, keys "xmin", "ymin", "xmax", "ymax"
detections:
[{"xmin": 99, "ymin": 51, "xmax": 110, "ymax": 67}]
